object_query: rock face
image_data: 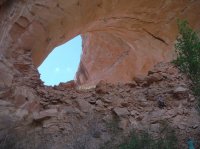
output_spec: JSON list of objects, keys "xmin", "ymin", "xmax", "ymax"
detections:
[
  {"xmin": 0, "ymin": 59, "xmax": 199, "ymax": 148},
  {"xmin": 0, "ymin": 1, "xmax": 200, "ymax": 149},
  {"xmin": 0, "ymin": 0, "xmax": 200, "ymax": 85}
]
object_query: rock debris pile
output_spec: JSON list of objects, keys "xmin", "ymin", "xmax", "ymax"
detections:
[{"xmin": 0, "ymin": 52, "xmax": 199, "ymax": 148}]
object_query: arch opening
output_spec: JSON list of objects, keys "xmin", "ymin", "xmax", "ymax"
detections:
[
  {"xmin": 38, "ymin": 35, "xmax": 82, "ymax": 86},
  {"xmin": 3, "ymin": 0, "xmax": 198, "ymax": 86}
]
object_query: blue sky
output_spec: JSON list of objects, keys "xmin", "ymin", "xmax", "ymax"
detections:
[{"xmin": 38, "ymin": 35, "xmax": 82, "ymax": 86}]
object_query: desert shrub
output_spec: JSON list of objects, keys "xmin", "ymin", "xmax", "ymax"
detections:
[
  {"xmin": 100, "ymin": 129, "xmax": 177, "ymax": 149},
  {"xmin": 0, "ymin": 132, "xmax": 18, "ymax": 149},
  {"xmin": 118, "ymin": 129, "xmax": 177, "ymax": 149},
  {"xmin": 105, "ymin": 116, "xmax": 121, "ymax": 135},
  {"xmin": 0, "ymin": 127, "xmax": 51, "ymax": 149},
  {"xmin": 101, "ymin": 118, "xmax": 178, "ymax": 149},
  {"xmin": 173, "ymin": 19, "xmax": 200, "ymax": 109}
]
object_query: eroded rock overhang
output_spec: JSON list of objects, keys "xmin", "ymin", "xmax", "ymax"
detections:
[{"xmin": 0, "ymin": 0, "xmax": 200, "ymax": 85}]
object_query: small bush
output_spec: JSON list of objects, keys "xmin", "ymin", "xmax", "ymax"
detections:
[
  {"xmin": 100, "ymin": 129, "xmax": 178, "ymax": 149},
  {"xmin": 101, "ymin": 119, "xmax": 178, "ymax": 149},
  {"xmin": 0, "ymin": 133, "xmax": 18, "ymax": 149},
  {"xmin": 173, "ymin": 19, "xmax": 200, "ymax": 109},
  {"xmin": 105, "ymin": 116, "xmax": 121, "ymax": 135},
  {"xmin": 118, "ymin": 130, "xmax": 177, "ymax": 149}
]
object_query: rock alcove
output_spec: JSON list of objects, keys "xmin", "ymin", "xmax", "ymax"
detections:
[
  {"xmin": 1, "ymin": 0, "xmax": 199, "ymax": 87},
  {"xmin": 0, "ymin": 0, "xmax": 200, "ymax": 148}
]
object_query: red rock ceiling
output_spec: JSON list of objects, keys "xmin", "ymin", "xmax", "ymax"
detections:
[{"xmin": 0, "ymin": 0, "xmax": 200, "ymax": 85}]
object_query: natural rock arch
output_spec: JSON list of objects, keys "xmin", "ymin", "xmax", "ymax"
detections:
[
  {"xmin": 0, "ymin": 0, "xmax": 200, "ymax": 85},
  {"xmin": 0, "ymin": 1, "xmax": 200, "ymax": 148}
]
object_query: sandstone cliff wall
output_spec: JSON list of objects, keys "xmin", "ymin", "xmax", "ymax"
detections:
[
  {"xmin": 0, "ymin": 1, "xmax": 199, "ymax": 148},
  {"xmin": 0, "ymin": 0, "xmax": 200, "ymax": 85}
]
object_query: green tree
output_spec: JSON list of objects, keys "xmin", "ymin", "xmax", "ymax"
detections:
[{"xmin": 174, "ymin": 19, "xmax": 200, "ymax": 109}]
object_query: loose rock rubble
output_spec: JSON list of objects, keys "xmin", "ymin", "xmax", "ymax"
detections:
[
  {"xmin": 0, "ymin": 49, "xmax": 199, "ymax": 148},
  {"xmin": 35, "ymin": 62, "xmax": 200, "ymax": 148}
]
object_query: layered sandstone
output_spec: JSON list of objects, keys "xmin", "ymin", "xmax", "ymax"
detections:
[{"xmin": 0, "ymin": 0, "xmax": 200, "ymax": 85}]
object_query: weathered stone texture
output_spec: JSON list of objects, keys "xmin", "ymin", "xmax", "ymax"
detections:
[
  {"xmin": 0, "ymin": 0, "xmax": 200, "ymax": 85},
  {"xmin": 0, "ymin": 1, "xmax": 200, "ymax": 148}
]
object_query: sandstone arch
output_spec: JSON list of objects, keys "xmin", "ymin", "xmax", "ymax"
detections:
[
  {"xmin": 0, "ymin": 0, "xmax": 200, "ymax": 85},
  {"xmin": 0, "ymin": 1, "xmax": 200, "ymax": 148}
]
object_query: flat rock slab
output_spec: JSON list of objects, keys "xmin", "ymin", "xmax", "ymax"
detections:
[
  {"xmin": 33, "ymin": 109, "xmax": 58, "ymax": 121},
  {"xmin": 113, "ymin": 107, "xmax": 129, "ymax": 118}
]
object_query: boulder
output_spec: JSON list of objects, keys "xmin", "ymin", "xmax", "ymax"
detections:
[
  {"xmin": 146, "ymin": 73, "xmax": 163, "ymax": 85},
  {"xmin": 113, "ymin": 107, "xmax": 129, "ymax": 118},
  {"xmin": 0, "ymin": 100, "xmax": 13, "ymax": 107},
  {"xmin": 76, "ymin": 99, "xmax": 92, "ymax": 113},
  {"xmin": 33, "ymin": 109, "xmax": 58, "ymax": 121},
  {"xmin": 174, "ymin": 86, "xmax": 189, "ymax": 99},
  {"xmin": 95, "ymin": 80, "xmax": 108, "ymax": 94}
]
